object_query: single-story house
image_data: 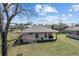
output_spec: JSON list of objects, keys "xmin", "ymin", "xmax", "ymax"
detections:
[
  {"xmin": 65, "ymin": 26, "xmax": 79, "ymax": 39},
  {"xmin": 15, "ymin": 25, "xmax": 58, "ymax": 45}
]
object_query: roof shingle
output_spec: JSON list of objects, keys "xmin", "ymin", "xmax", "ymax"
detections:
[{"xmin": 22, "ymin": 25, "xmax": 58, "ymax": 33}]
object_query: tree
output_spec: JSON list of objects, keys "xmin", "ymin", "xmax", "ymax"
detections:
[
  {"xmin": 0, "ymin": 3, "xmax": 33, "ymax": 56},
  {"xmin": 75, "ymin": 24, "xmax": 79, "ymax": 26},
  {"xmin": 51, "ymin": 23, "xmax": 68, "ymax": 33}
]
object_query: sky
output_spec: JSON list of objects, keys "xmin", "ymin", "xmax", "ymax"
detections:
[{"xmin": 11, "ymin": 3, "xmax": 79, "ymax": 25}]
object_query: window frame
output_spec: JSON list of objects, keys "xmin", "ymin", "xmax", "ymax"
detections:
[
  {"xmin": 45, "ymin": 33, "xmax": 47, "ymax": 37},
  {"xmin": 35, "ymin": 33, "xmax": 38, "ymax": 38}
]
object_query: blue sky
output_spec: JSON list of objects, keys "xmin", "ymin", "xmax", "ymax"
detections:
[{"xmin": 11, "ymin": 3, "xmax": 79, "ymax": 25}]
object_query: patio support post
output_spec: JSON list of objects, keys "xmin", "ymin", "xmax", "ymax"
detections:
[{"xmin": 56, "ymin": 33, "xmax": 58, "ymax": 40}]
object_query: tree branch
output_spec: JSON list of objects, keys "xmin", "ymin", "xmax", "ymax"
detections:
[
  {"xmin": 9, "ymin": 9, "xmax": 22, "ymax": 22},
  {"xmin": 5, "ymin": 9, "xmax": 22, "ymax": 34},
  {"xmin": 15, "ymin": 3, "xmax": 19, "ymax": 13},
  {"xmin": 3, "ymin": 3, "xmax": 9, "ymax": 22},
  {"xmin": 3, "ymin": 4, "xmax": 14, "ymax": 12},
  {"xmin": 6, "ymin": 4, "xmax": 13, "ymax": 10}
]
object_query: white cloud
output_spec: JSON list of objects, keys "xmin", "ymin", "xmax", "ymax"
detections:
[
  {"xmin": 36, "ymin": 16, "xmax": 60, "ymax": 24},
  {"xmin": 61, "ymin": 14, "xmax": 73, "ymax": 18},
  {"xmin": 35, "ymin": 5, "xmax": 42, "ymax": 12},
  {"xmin": 61, "ymin": 14, "xmax": 67, "ymax": 20},
  {"xmin": 68, "ymin": 14, "xmax": 73, "ymax": 17},
  {"xmin": 61, "ymin": 17, "xmax": 67, "ymax": 20},
  {"xmin": 72, "ymin": 4, "xmax": 79, "ymax": 11},
  {"xmin": 61, "ymin": 14, "xmax": 73, "ymax": 21},
  {"xmin": 46, "ymin": 16, "xmax": 59, "ymax": 24},
  {"xmin": 45, "ymin": 6, "xmax": 58, "ymax": 13},
  {"xmin": 35, "ymin": 4, "xmax": 58, "ymax": 13},
  {"xmin": 34, "ymin": 5, "xmax": 58, "ymax": 24},
  {"xmin": 46, "ymin": 16, "xmax": 59, "ymax": 20},
  {"xmin": 62, "ymin": 14, "xmax": 66, "ymax": 17}
]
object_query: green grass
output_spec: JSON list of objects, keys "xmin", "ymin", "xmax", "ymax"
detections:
[{"xmin": 1, "ymin": 32, "xmax": 79, "ymax": 56}]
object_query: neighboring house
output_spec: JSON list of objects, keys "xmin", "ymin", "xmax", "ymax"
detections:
[
  {"xmin": 65, "ymin": 26, "xmax": 79, "ymax": 39},
  {"xmin": 15, "ymin": 25, "xmax": 58, "ymax": 45}
]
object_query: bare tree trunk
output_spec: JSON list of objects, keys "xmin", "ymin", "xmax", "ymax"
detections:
[
  {"xmin": 1, "ymin": 31, "xmax": 7, "ymax": 56},
  {"xmin": 0, "ymin": 13, "xmax": 8, "ymax": 56},
  {"xmin": 1, "ymin": 22, "xmax": 10, "ymax": 56},
  {"xmin": 0, "ymin": 6, "xmax": 8, "ymax": 56},
  {"xmin": 1, "ymin": 4, "xmax": 10, "ymax": 56},
  {"xmin": 0, "ymin": 9, "xmax": 7, "ymax": 56}
]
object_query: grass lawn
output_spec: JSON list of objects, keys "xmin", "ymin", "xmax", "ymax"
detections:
[{"xmin": 1, "ymin": 32, "xmax": 79, "ymax": 56}]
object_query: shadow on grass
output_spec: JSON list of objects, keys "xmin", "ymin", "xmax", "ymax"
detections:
[
  {"xmin": 16, "ymin": 53, "xmax": 23, "ymax": 56},
  {"xmin": 13, "ymin": 39, "xmax": 57, "ymax": 47},
  {"xmin": 37, "ymin": 39, "xmax": 57, "ymax": 43}
]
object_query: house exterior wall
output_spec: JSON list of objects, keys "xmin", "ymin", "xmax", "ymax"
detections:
[
  {"xmin": 22, "ymin": 32, "xmax": 52, "ymax": 42},
  {"xmin": 34, "ymin": 33, "xmax": 49, "ymax": 40},
  {"xmin": 66, "ymin": 31, "xmax": 79, "ymax": 39},
  {"xmin": 22, "ymin": 33, "xmax": 35, "ymax": 42},
  {"xmin": 66, "ymin": 33, "xmax": 79, "ymax": 39}
]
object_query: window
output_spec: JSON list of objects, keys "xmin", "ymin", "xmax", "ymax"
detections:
[
  {"xmin": 35, "ymin": 33, "xmax": 38, "ymax": 38},
  {"xmin": 76, "ymin": 31, "xmax": 79, "ymax": 35},
  {"xmin": 41, "ymin": 37, "xmax": 43, "ymax": 40},
  {"xmin": 45, "ymin": 33, "xmax": 47, "ymax": 37}
]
